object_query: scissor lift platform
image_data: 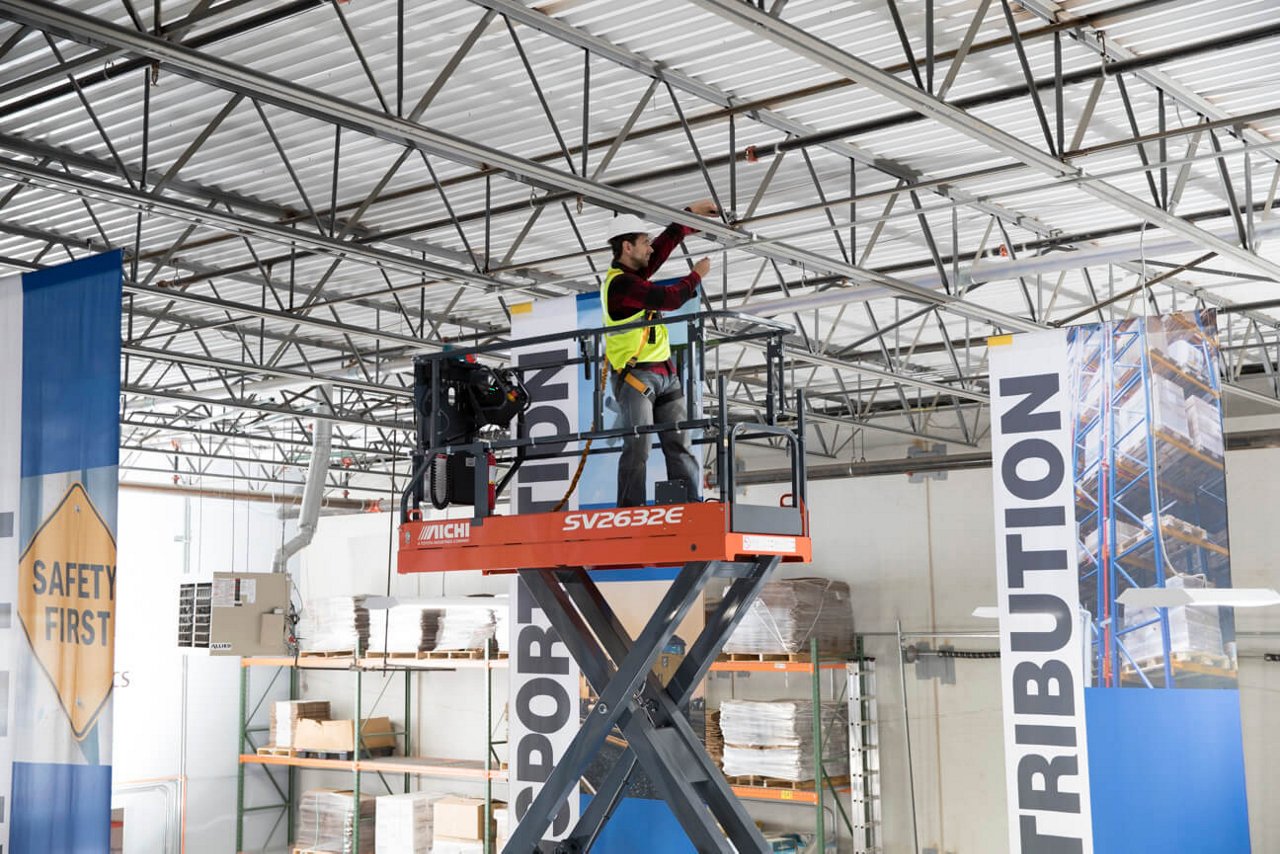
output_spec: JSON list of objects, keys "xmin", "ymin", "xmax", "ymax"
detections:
[
  {"xmin": 397, "ymin": 504, "xmax": 809, "ymax": 853},
  {"xmin": 398, "ymin": 500, "xmax": 811, "ymax": 574},
  {"xmin": 395, "ymin": 310, "xmax": 813, "ymax": 852}
]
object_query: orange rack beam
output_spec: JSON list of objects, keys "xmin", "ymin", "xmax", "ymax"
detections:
[{"xmin": 398, "ymin": 501, "xmax": 810, "ymax": 574}]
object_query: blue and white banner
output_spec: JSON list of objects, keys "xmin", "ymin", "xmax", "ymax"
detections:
[
  {"xmin": 990, "ymin": 330, "xmax": 1093, "ymax": 853},
  {"xmin": 507, "ymin": 291, "xmax": 705, "ymax": 848},
  {"xmin": 991, "ymin": 311, "xmax": 1251, "ymax": 853},
  {"xmin": 1, "ymin": 251, "xmax": 121, "ymax": 852}
]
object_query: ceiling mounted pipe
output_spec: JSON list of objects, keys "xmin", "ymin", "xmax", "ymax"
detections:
[
  {"xmin": 119, "ymin": 480, "xmax": 386, "ymax": 511},
  {"xmin": 723, "ymin": 427, "xmax": 1280, "ymax": 486}
]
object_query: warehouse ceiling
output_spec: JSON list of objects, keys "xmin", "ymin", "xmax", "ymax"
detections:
[{"xmin": 0, "ymin": 0, "xmax": 1278, "ymax": 501}]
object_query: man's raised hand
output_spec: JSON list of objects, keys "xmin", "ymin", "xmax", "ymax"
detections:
[
  {"xmin": 687, "ymin": 199, "xmax": 719, "ymax": 217},
  {"xmin": 693, "ymin": 257, "xmax": 712, "ymax": 279}
]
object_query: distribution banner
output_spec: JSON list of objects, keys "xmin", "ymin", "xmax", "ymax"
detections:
[
  {"xmin": 508, "ymin": 295, "xmax": 584, "ymax": 841},
  {"xmin": 1, "ymin": 252, "xmax": 122, "ymax": 852},
  {"xmin": 991, "ymin": 312, "xmax": 1251, "ymax": 852},
  {"xmin": 989, "ymin": 330, "xmax": 1093, "ymax": 853}
]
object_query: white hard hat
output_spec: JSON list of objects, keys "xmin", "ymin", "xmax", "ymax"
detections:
[{"xmin": 605, "ymin": 213, "xmax": 650, "ymax": 243}]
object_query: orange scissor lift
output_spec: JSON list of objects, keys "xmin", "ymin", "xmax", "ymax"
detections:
[{"xmin": 398, "ymin": 311, "xmax": 811, "ymax": 854}]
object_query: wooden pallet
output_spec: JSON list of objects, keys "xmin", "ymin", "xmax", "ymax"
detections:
[
  {"xmin": 422, "ymin": 648, "xmax": 502, "ymax": 660},
  {"xmin": 718, "ymin": 652, "xmax": 812, "ymax": 663},
  {"xmin": 256, "ymin": 745, "xmax": 296, "ymax": 757},
  {"xmin": 298, "ymin": 650, "xmax": 353, "ymax": 658},
  {"xmin": 725, "ymin": 773, "xmax": 851, "ymax": 790},
  {"xmin": 295, "ymin": 745, "xmax": 396, "ymax": 761},
  {"xmin": 1126, "ymin": 650, "xmax": 1233, "ymax": 673}
]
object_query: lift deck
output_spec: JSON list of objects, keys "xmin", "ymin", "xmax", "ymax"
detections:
[
  {"xmin": 397, "ymin": 311, "xmax": 812, "ymax": 853},
  {"xmin": 399, "ymin": 500, "xmax": 811, "ymax": 573}
]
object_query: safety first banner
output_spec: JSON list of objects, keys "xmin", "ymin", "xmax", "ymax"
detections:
[
  {"xmin": 0, "ymin": 251, "xmax": 122, "ymax": 852},
  {"xmin": 991, "ymin": 312, "xmax": 1250, "ymax": 853}
]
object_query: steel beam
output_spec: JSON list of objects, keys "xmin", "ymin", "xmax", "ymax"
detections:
[
  {"xmin": 0, "ymin": 0, "xmax": 1042, "ymax": 334},
  {"xmin": 690, "ymin": 0, "xmax": 1280, "ymax": 285}
]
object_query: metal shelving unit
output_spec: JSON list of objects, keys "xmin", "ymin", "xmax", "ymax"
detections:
[
  {"xmin": 1071, "ymin": 313, "xmax": 1235, "ymax": 689},
  {"xmin": 235, "ymin": 651, "xmax": 506, "ymax": 854},
  {"xmin": 709, "ymin": 639, "xmax": 860, "ymax": 852}
]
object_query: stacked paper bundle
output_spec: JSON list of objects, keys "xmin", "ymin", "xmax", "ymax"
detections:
[
  {"xmin": 375, "ymin": 792, "xmax": 441, "ymax": 854},
  {"xmin": 722, "ymin": 578, "xmax": 853, "ymax": 656},
  {"xmin": 299, "ymin": 597, "xmax": 370, "ymax": 654},
  {"xmin": 297, "ymin": 789, "xmax": 376, "ymax": 854},
  {"xmin": 363, "ymin": 597, "xmax": 509, "ymax": 654},
  {"xmin": 434, "ymin": 602, "xmax": 499, "ymax": 652},
  {"xmin": 494, "ymin": 604, "xmax": 509, "ymax": 654},
  {"xmin": 367, "ymin": 605, "xmax": 441, "ymax": 655},
  {"xmin": 269, "ymin": 700, "xmax": 330, "ymax": 748},
  {"xmin": 719, "ymin": 700, "xmax": 848, "ymax": 782}
]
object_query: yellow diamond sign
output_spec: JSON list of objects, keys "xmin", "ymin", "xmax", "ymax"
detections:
[{"xmin": 18, "ymin": 483, "xmax": 116, "ymax": 740}]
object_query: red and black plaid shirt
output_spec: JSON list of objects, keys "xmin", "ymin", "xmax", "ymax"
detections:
[{"xmin": 605, "ymin": 221, "xmax": 701, "ymax": 375}]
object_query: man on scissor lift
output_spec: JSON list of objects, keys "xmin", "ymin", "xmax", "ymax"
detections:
[{"xmin": 602, "ymin": 200, "xmax": 719, "ymax": 507}]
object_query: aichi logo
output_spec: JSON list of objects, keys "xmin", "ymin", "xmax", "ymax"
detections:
[{"xmin": 416, "ymin": 520, "xmax": 471, "ymax": 545}]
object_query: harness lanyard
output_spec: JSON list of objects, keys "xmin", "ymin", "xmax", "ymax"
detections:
[
  {"xmin": 615, "ymin": 310, "xmax": 657, "ymax": 397},
  {"xmin": 552, "ymin": 311, "xmax": 657, "ymax": 512}
]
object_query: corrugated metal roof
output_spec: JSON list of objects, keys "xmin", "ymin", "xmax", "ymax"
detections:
[{"xmin": 0, "ymin": 0, "xmax": 1277, "ymax": 485}]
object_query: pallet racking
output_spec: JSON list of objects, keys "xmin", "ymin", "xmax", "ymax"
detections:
[
  {"xmin": 1071, "ymin": 312, "xmax": 1235, "ymax": 689},
  {"xmin": 235, "ymin": 648, "xmax": 505, "ymax": 853}
]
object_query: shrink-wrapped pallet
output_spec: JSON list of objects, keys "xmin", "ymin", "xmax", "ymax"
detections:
[
  {"xmin": 375, "ymin": 791, "xmax": 441, "ymax": 854},
  {"xmin": 1121, "ymin": 574, "xmax": 1224, "ymax": 661},
  {"xmin": 434, "ymin": 602, "xmax": 499, "ymax": 651},
  {"xmin": 299, "ymin": 596, "xmax": 370, "ymax": 654},
  {"xmin": 367, "ymin": 604, "xmax": 441, "ymax": 655},
  {"xmin": 722, "ymin": 578, "xmax": 853, "ymax": 656},
  {"xmin": 1184, "ymin": 395, "xmax": 1224, "ymax": 458},
  {"xmin": 719, "ymin": 700, "xmax": 848, "ymax": 782},
  {"xmin": 365, "ymin": 597, "xmax": 507, "ymax": 654},
  {"xmin": 297, "ymin": 788, "xmax": 375, "ymax": 854}
]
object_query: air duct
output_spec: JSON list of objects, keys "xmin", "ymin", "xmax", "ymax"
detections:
[{"xmin": 272, "ymin": 386, "xmax": 333, "ymax": 573}]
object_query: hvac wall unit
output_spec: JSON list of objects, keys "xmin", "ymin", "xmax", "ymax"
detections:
[{"xmin": 176, "ymin": 571, "xmax": 290, "ymax": 656}]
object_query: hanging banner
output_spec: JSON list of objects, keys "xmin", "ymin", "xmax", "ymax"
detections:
[
  {"xmin": 508, "ymin": 295, "xmax": 584, "ymax": 842},
  {"xmin": 1, "ymin": 251, "xmax": 122, "ymax": 852},
  {"xmin": 992, "ymin": 311, "xmax": 1251, "ymax": 853},
  {"xmin": 508, "ymin": 574, "xmax": 580, "ymax": 841},
  {"xmin": 990, "ymin": 329, "xmax": 1093, "ymax": 854},
  {"xmin": 507, "ymin": 289, "xmax": 702, "ymax": 846}
]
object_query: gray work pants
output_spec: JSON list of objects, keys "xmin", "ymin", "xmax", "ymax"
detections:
[{"xmin": 615, "ymin": 368, "xmax": 700, "ymax": 507}]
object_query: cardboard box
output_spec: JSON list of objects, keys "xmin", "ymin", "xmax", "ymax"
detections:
[
  {"xmin": 293, "ymin": 716, "xmax": 397, "ymax": 754},
  {"xmin": 494, "ymin": 805, "xmax": 509, "ymax": 853},
  {"xmin": 653, "ymin": 651, "xmax": 685, "ymax": 686},
  {"xmin": 270, "ymin": 700, "xmax": 330, "ymax": 748},
  {"xmin": 432, "ymin": 796, "xmax": 505, "ymax": 842}
]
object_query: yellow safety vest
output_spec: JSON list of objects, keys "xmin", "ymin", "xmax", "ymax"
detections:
[{"xmin": 601, "ymin": 267, "xmax": 670, "ymax": 372}]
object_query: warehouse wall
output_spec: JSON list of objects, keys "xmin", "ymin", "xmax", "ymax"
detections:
[
  {"xmin": 113, "ymin": 490, "xmax": 291, "ymax": 854},
  {"xmin": 111, "ymin": 445, "xmax": 1278, "ymax": 853},
  {"xmin": 742, "ymin": 444, "xmax": 1280, "ymax": 854}
]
